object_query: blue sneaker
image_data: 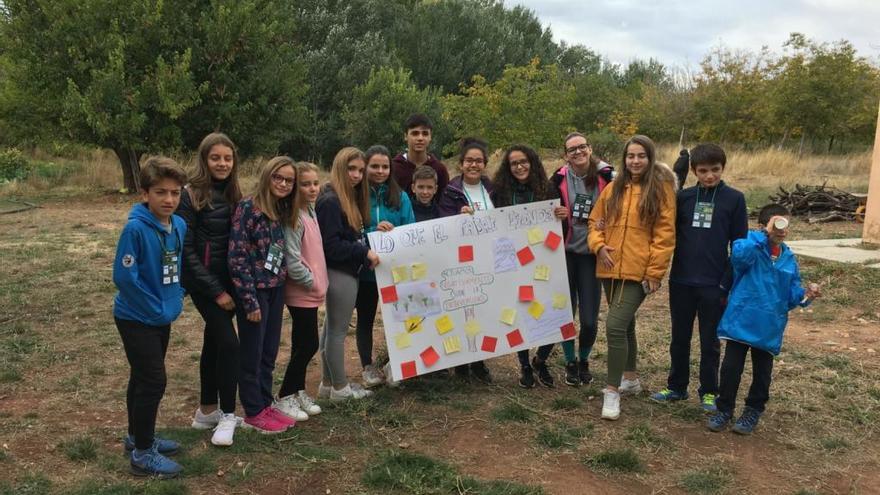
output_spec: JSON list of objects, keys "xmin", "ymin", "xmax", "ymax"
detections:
[
  {"xmin": 707, "ymin": 411, "xmax": 733, "ymax": 432},
  {"xmin": 651, "ymin": 388, "xmax": 688, "ymax": 402},
  {"xmin": 700, "ymin": 393, "xmax": 718, "ymax": 413},
  {"xmin": 123, "ymin": 435, "xmax": 179, "ymax": 456},
  {"xmin": 130, "ymin": 445, "xmax": 183, "ymax": 478},
  {"xmin": 732, "ymin": 407, "xmax": 762, "ymax": 435}
]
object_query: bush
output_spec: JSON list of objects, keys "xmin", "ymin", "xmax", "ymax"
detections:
[{"xmin": 0, "ymin": 148, "xmax": 29, "ymax": 182}]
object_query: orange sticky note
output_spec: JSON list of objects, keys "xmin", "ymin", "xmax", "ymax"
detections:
[
  {"xmin": 544, "ymin": 231, "xmax": 562, "ymax": 251},
  {"xmin": 459, "ymin": 245, "xmax": 474, "ymax": 262},
  {"xmin": 519, "ymin": 285, "xmax": 535, "ymax": 302},
  {"xmin": 481, "ymin": 336, "xmax": 498, "ymax": 353},
  {"xmin": 420, "ymin": 346, "xmax": 440, "ymax": 367},
  {"xmin": 380, "ymin": 285, "xmax": 398, "ymax": 303},
  {"xmin": 517, "ymin": 246, "xmax": 535, "ymax": 265},
  {"xmin": 561, "ymin": 322, "xmax": 576, "ymax": 340},
  {"xmin": 507, "ymin": 329, "xmax": 524, "ymax": 347},
  {"xmin": 401, "ymin": 361, "xmax": 417, "ymax": 379}
]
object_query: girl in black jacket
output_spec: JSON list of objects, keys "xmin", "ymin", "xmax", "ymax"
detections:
[{"xmin": 176, "ymin": 133, "xmax": 242, "ymax": 446}]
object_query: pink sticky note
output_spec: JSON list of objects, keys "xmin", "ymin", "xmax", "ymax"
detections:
[
  {"xmin": 380, "ymin": 285, "xmax": 398, "ymax": 303},
  {"xmin": 420, "ymin": 346, "xmax": 440, "ymax": 367},
  {"xmin": 507, "ymin": 329, "xmax": 524, "ymax": 348},
  {"xmin": 517, "ymin": 246, "xmax": 535, "ymax": 266},
  {"xmin": 544, "ymin": 231, "xmax": 562, "ymax": 251},
  {"xmin": 518, "ymin": 285, "xmax": 535, "ymax": 302},
  {"xmin": 561, "ymin": 322, "xmax": 576, "ymax": 340},
  {"xmin": 459, "ymin": 245, "xmax": 474, "ymax": 262},
  {"xmin": 401, "ymin": 361, "xmax": 418, "ymax": 379},
  {"xmin": 481, "ymin": 336, "xmax": 498, "ymax": 353}
]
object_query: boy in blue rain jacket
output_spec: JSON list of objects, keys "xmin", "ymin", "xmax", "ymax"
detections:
[{"xmin": 707, "ymin": 204, "xmax": 821, "ymax": 435}]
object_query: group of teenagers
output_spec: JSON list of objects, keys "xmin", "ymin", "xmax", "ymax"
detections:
[{"xmin": 112, "ymin": 113, "xmax": 821, "ymax": 478}]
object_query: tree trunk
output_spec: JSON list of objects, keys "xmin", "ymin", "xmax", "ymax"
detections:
[
  {"xmin": 797, "ymin": 132, "xmax": 806, "ymax": 160},
  {"xmin": 778, "ymin": 128, "xmax": 791, "ymax": 150},
  {"xmin": 828, "ymin": 135, "xmax": 835, "ymax": 153},
  {"xmin": 113, "ymin": 147, "xmax": 142, "ymax": 192}
]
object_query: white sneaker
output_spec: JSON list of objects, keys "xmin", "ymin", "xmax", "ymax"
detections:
[
  {"xmin": 211, "ymin": 413, "xmax": 237, "ymax": 446},
  {"xmin": 619, "ymin": 378, "xmax": 642, "ymax": 395},
  {"xmin": 192, "ymin": 408, "xmax": 221, "ymax": 430},
  {"xmin": 330, "ymin": 383, "xmax": 374, "ymax": 402},
  {"xmin": 273, "ymin": 395, "xmax": 309, "ymax": 422},
  {"xmin": 383, "ymin": 362, "xmax": 400, "ymax": 388},
  {"xmin": 296, "ymin": 390, "xmax": 322, "ymax": 416},
  {"xmin": 602, "ymin": 389, "xmax": 621, "ymax": 420},
  {"xmin": 362, "ymin": 364, "xmax": 384, "ymax": 388},
  {"xmin": 317, "ymin": 382, "xmax": 331, "ymax": 399}
]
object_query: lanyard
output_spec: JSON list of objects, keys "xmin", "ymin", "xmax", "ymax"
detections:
[
  {"xmin": 153, "ymin": 226, "xmax": 179, "ymax": 252},
  {"xmin": 696, "ymin": 186, "xmax": 718, "ymax": 205},
  {"xmin": 462, "ymin": 182, "xmax": 487, "ymax": 210}
]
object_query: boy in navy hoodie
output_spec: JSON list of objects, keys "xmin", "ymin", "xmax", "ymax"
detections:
[
  {"xmin": 113, "ymin": 157, "xmax": 188, "ymax": 478},
  {"xmin": 652, "ymin": 144, "xmax": 748, "ymax": 412},
  {"xmin": 410, "ymin": 165, "xmax": 440, "ymax": 222},
  {"xmin": 708, "ymin": 204, "xmax": 819, "ymax": 434}
]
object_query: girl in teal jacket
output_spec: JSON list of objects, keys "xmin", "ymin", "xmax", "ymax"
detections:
[{"xmin": 356, "ymin": 145, "xmax": 415, "ymax": 387}]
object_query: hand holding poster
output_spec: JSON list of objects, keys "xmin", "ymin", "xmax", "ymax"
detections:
[{"xmin": 368, "ymin": 199, "xmax": 575, "ymax": 381}]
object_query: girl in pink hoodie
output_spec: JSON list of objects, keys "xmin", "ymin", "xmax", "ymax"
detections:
[{"xmin": 274, "ymin": 162, "xmax": 328, "ymax": 422}]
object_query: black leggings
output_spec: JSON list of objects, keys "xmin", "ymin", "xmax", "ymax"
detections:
[
  {"xmin": 279, "ymin": 306, "xmax": 320, "ymax": 397},
  {"xmin": 355, "ymin": 280, "xmax": 379, "ymax": 368},
  {"xmin": 191, "ymin": 292, "xmax": 239, "ymax": 414},
  {"xmin": 116, "ymin": 318, "xmax": 170, "ymax": 450}
]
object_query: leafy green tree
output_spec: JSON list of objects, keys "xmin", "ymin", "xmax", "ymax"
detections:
[
  {"xmin": 342, "ymin": 67, "xmax": 449, "ymax": 155},
  {"xmin": 442, "ymin": 59, "xmax": 575, "ymax": 152},
  {"xmin": 1, "ymin": 0, "xmax": 307, "ymax": 191}
]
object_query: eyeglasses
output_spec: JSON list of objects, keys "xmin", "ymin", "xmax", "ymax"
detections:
[
  {"xmin": 462, "ymin": 158, "xmax": 485, "ymax": 166},
  {"xmin": 509, "ymin": 159, "xmax": 531, "ymax": 169},
  {"xmin": 565, "ymin": 143, "xmax": 590, "ymax": 155},
  {"xmin": 271, "ymin": 173, "xmax": 295, "ymax": 186}
]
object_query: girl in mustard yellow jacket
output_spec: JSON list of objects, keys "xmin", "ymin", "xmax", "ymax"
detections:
[{"xmin": 588, "ymin": 135, "xmax": 676, "ymax": 420}]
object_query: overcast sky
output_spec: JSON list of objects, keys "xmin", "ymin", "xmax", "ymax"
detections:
[{"xmin": 516, "ymin": 0, "xmax": 880, "ymax": 69}]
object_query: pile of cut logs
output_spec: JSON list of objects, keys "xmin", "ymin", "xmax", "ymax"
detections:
[{"xmin": 768, "ymin": 183, "xmax": 861, "ymax": 223}]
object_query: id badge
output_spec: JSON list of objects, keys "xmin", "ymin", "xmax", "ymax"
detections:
[
  {"xmin": 692, "ymin": 202, "xmax": 714, "ymax": 229},
  {"xmin": 264, "ymin": 242, "xmax": 284, "ymax": 275},
  {"xmin": 162, "ymin": 251, "xmax": 179, "ymax": 285},
  {"xmin": 572, "ymin": 193, "xmax": 593, "ymax": 220}
]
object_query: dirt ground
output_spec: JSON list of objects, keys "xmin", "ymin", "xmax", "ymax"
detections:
[{"xmin": 1, "ymin": 196, "xmax": 879, "ymax": 495}]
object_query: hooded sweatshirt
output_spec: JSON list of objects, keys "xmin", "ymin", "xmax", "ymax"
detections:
[
  {"xmin": 113, "ymin": 203, "xmax": 187, "ymax": 326},
  {"xmin": 360, "ymin": 182, "xmax": 416, "ymax": 282},
  {"xmin": 392, "ymin": 152, "xmax": 450, "ymax": 195}
]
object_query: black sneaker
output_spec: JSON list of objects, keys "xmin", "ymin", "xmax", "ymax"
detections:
[
  {"xmin": 519, "ymin": 365, "xmax": 535, "ymax": 388},
  {"xmin": 454, "ymin": 365, "xmax": 470, "ymax": 381},
  {"xmin": 578, "ymin": 359, "xmax": 593, "ymax": 384},
  {"xmin": 470, "ymin": 361, "xmax": 492, "ymax": 383},
  {"xmin": 532, "ymin": 357, "xmax": 554, "ymax": 388},
  {"xmin": 564, "ymin": 360, "xmax": 580, "ymax": 387}
]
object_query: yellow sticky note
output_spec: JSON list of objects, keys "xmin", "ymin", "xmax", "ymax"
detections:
[
  {"xmin": 405, "ymin": 316, "xmax": 423, "ymax": 333},
  {"xmin": 391, "ymin": 265, "xmax": 410, "ymax": 284},
  {"xmin": 528, "ymin": 301, "xmax": 545, "ymax": 319},
  {"xmin": 465, "ymin": 320, "xmax": 482, "ymax": 336},
  {"xmin": 395, "ymin": 332, "xmax": 412, "ymax": 350},
  {"xmin": 435, "ymin": 314, "xmax": 454, "ymax": 335},
  {"xmin": 500, "ymin": 307, "xmax": 517, "ymax": 326},
  {"xmin": 443, "ymin": 336, "xmax": 462, "ymax": 355},
  {"xmin": 534, "ymin": 264, "xmax": 550, "ymax": 281},
  {"xmin": 527, "ymin": 227, "xmax": 544, "ymax": 245},
  {"xmin": 552, "ymin": 293, "xmax": 568, "ymax": 310},
  {"xmin": 411, "ymin": 262, "xmax": 428, "ymax": 280}
]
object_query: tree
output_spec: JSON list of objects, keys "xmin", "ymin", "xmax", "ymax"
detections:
[
  {"xmin": 442, "ymin": 59, "xmax": 575, "ymax": 152},
  {"xmin": 1, "ymin": 0, "xmax": 307, "ymax": 191},
  {"xmin": 342, "ymin": 67, "xmax": 449, "ymax": 155}
]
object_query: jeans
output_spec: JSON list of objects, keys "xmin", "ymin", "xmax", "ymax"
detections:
[{"xmin": 236, "ymin": 286, "xmax": 285, "ymax": 417}]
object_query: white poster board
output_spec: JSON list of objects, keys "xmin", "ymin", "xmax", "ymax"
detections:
[{"xmin": 368, "ymin": 199, "xmax": 575, "ymax": 381}]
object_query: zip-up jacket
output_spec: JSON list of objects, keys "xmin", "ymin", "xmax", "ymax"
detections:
[
  {"xmin": 176, "ymin": 180, "xmax": 234, "ymax": 298},
  {"xmin": 361, "ymin": 183, "xmax": 416, "ymax": 281},
  {"xmin": 717, "ymin": 230, "xmax": 810, "ymax": 355},
  {"xmin": 587, "ymin": 180, "xmax": 676, "ymax": 282},
  {"xmin": 315, "ymin": 185, "xmax": 371, "ymax": 277},
  {"xmin": 437, "ymin": 175, "xmax": 496, "ymax": 217},
  {"xmin": 284, "ymin": 206, "xmax": 329, "ymax": 308},
  {"xmin": 227, "ymin": 197, "xmax": 287, "ymax": 313},
  {"xmin": 412, "ymin": 199, "xmax": 439, "ymax": 222},
  {"xmin": 550, "ymin": 163, "xmax": 613, "ymax": 244},
  {"xmin": 113, "ymin": 203, "xmax": 186, "ymax": 326}
]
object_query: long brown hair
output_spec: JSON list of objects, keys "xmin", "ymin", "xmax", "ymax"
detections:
[
  {"xmin": 188, "ymin": 133, "xmax": 242, "ymax": 210},
  {"xmin": 329, "ymin": 147, "xmax": 369, "ymax": 231},
  {"xmin": 290, "ymin": 161, "xmax": 320, "ymax": 231},
  {"xmin": 563, "ymin": 132, "xmax": 602, "ymax": 186},
  {"xmin": 604, "ymin": 135, "xmax": 673, "ymax": 227},
  {"xmin": 366, "ymin": 145, "xmax": 402, "ymax": 210},
  {"xmin": 253, "ymin": 156, "xmax": 295, "ymax": 223}
]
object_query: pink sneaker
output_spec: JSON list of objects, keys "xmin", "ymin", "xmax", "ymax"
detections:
[
  {"xmin": 267, "ymin": 406, "xmax": 297, "ymax": 427},
  {"xmin": 243, "ymin": 408, "xmax": 288, "ymax": 434}
]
